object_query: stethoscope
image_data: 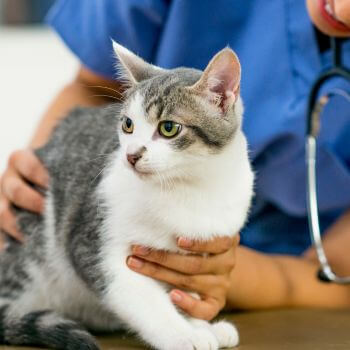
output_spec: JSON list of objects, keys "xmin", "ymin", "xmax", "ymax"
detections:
[{"xmin": 306, "ymin": 37, "xmax": 350, "ymax": 284}]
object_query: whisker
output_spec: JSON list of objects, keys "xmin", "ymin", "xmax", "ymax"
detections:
[
  {"xmin": 89, "ymin": 94, "xmax": 122, "ymax": 101},
  {"xmin": 87, "ymin": 85, "xmax": 125, "ymax": 97},
  {"xmin": 162, "ymin": 172, "xmax": 170, "ymax": 192},
  {"xmin": 90, "ymin": 163, "xmax": 109, "ymax": 187},
  {"xmin": 155, "ymin": 169, "xmax": 165, "ymax": 195}
]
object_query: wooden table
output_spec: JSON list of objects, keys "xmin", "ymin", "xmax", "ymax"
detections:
[{"xmin": 2, "ymin": 309, "xmax": 349, "ymax": 349}]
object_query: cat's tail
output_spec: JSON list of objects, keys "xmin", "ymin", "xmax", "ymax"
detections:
[{"xmin": 0, "ymin": 305, "xmax": 100, "ymax": 350}]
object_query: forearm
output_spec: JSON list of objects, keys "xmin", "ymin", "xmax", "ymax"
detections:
[
  {"xmin": 227, "ymin": 246, "xmax": 293, "ymax": 310},
  {"xmin": 227, "ymin": 246, "xmax": 350, "ymax": 310},
  {"xmin": 29, "ymin": 83, "xmax": 104, "ymax": 148},
  {"xmin": 29, "ymin": 68, "xmax": 123, "ymax": 148}
]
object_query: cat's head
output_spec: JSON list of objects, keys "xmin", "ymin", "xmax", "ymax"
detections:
[{"xmin": 113, "ymin": 42, "xmax": 243, "ymax": 183}]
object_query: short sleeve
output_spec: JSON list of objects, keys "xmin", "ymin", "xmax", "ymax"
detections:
[{"xmin": 46, "ymin": 0, "xmax": 169, "ymax": 79}]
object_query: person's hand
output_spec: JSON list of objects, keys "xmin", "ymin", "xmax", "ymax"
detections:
[
  {"xmin": 307, "ymin": 0, "xmax": 350, "ymax": 37},
  {"xmin": 127, "ymin": 235, "xmax": 240, "ymax": 320},
  {"xmin": 0, "ymin": 149, "xmax": 49, "ymax": 245}
]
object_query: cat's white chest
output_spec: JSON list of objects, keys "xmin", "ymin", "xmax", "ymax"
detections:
[{"xmin": 100, "ymin": 153, "xmax": 253, "ymax": 251}]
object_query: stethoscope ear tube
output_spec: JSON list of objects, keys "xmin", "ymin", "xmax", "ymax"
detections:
[{"xmin": 306, "ymin": 37, "xmax": 350, "ymax": 284}]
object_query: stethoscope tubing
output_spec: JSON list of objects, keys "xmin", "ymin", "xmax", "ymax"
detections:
[
  {"xmin": 306, "ymin": 37, "xmax": 350, "ymax": 284},
  {"xmin": 306, "ymin": 135, "xmax": 350, "ymax": 284}
]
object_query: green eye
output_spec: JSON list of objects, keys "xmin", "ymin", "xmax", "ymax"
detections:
[
  {"xmin": 122, "ymin": 117, "xmax": 134, "ymax": 133},
  {"xmin": 158, "ymin": 121, "xmax": 182, "ymax": 138}
]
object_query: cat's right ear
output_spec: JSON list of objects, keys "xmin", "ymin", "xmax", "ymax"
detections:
[
  {"xmin": 112, "ymin": 41, "xmax": 164, "ymax": 85},
  {"xmin": 187, "ymin": 48, "xmax": 241, "ymax": 114}
]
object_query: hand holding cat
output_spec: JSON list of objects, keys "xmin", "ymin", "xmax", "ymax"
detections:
[
  {"xmin": 0, "ymin": 149, "xmax": 48, "ymax": 245},
  {"xmin": 127, "ymin": 235, "xmax": 240, "ymax": 321}
]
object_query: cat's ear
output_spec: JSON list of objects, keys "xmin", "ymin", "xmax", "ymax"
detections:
[
  {"xmin": 188, "ymin": 48, "xmax": 241, "ymax": 113},
  {"xmin": 112, "ymin": 41, "xmax": 164, "ymax": 85}
]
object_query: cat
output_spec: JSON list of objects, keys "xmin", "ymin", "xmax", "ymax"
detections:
[{"xmin": 0, "ymin": 42, "xmax": 254, "ymax": 350}]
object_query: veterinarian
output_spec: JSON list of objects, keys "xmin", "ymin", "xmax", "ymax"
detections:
[{"xmin": 1, "ymin": 0, "xmax": 350, "ymax": 319}]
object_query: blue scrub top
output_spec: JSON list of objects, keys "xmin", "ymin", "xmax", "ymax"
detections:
[{"xmin": 47, "ymin": 0, "xmax": 350, "ymax": 255}]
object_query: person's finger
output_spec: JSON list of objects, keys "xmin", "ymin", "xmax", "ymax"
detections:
[
  {"xmin": 0, "ymin": 199, "xmax": 24, "ymax": 241},
  {"xmin": 127, "ymin": 256, "xmax": 219, "ymax": 294},
  {"xmin": 9, "ymin": 149, "xmax": 49, "ymax": 188},
  {"xmin": 2, "ymin": 176, "xmax": 45, "ymax": 213},
  {"xmin": 169, "ymin": 289, "xmax": 222, "ymax": 320},
  {"xmin": 131, "ymin": 245, "xmax": 236, "ymax": 274},
  {"xmin": 177, "ymin": 234, "xmax": 240, "ymax": 254}
]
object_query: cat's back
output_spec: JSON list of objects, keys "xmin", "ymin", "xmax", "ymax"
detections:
[
  {"xmin": 3, "ymin": 104, "xmax": 121, "ymax": 258},
  {"xmin": 0, "ymin": 105, "xmax": 121, "ymax": 303},
  {"xmin": 28, "ymin": 104, "xmax": 122, "ymax": 293}
]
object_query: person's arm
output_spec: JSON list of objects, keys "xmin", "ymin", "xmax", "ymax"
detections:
[
  {"xmin": 303, "ymin": 208, "xmax": 350, "ymax": 277},
  {"xmin": 126, "ymin": 208, "xmax": 350, "ymax": 320},
  {"xmin": 227, "ymin": 209, "xmax": 350, "ymax": 310},
  {"xmin": 0, "ymin": 66, "xmax": 123, "ymax": 244},
  {"xmin": 30, "ymin": 66, "xmax": 123, "ymax": 148},
  {"xmin": 224, "ymin": 209, "xmax": 350, "ymax": 310}
]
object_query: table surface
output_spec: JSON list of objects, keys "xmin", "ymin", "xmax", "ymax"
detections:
[{"xmin": 1, "ymin": 309, "xmax": 349, "ymax": 349}]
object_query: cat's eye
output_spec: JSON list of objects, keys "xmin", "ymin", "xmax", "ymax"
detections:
[
  {"xmin": 158, "ymin": 121, "xmax": 182, "ymax": 138},
  {"xmin": 122, "ymin": 117, "xmax": 134, "ymax": 134}
]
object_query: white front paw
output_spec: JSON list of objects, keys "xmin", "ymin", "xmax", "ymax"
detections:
[
  {"xmin": 163, "ymin": 328, "xmax": 218, "ymax": 350},
  {"xmin": 211, "ymin": 321, "xmax": 239, "ymax": 348}
]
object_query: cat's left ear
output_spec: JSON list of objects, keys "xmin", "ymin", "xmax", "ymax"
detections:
[
  {"xmin": 188, "ymin": 48, "xmax": 241, "ymax": 113},
  {"xmin": 113, "ymin": 41, "xmax": 165, "ymax": 85}
]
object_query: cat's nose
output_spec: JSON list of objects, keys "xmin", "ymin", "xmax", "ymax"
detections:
[
  {"xmin": 126, "ymin": 146, "xmax": 146, "ymax": 166},
  {"xmin": 127, "ymin": 153, "xmax": 142, "ymax": 166}
]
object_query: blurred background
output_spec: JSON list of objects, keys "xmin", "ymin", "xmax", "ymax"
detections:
[{"xmin": 0, "ymin": 0, "xmax": 79, "ymax": 172}]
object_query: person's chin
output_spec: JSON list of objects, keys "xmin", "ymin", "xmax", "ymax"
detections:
[{"xmin": 306, "ymin": 0, "xmax": 350, "ymax": 37}]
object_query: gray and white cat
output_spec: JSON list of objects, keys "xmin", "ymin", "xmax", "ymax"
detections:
[{"xmin": 0, "ymin": 42, "xmax": 254, "ymax": 350}]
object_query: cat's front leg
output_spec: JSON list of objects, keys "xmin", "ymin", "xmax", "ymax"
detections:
[
  {"xmin": 102, "ymin": 262, "xmax": 218, "ymax": 350},
  {"xmin": 189, "ymin": 318, "xmax": 239, "ymax": 348},
  {"xmin": 185, "ymin": 293, "xmax": 239, "ymax": 348}
]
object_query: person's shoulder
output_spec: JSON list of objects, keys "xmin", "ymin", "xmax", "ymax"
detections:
[{"xmin": 46, "ymin": 0, "xmax": 170, "ymax": 79}]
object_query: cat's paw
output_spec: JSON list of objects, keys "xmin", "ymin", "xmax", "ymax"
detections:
[
  {"xmin": 211, "ymin": 321, "xmax": 239, "ymax": 348},
  {"xmin": 165, "ymin": 328, "xmax": 218, "ymax": 350}
]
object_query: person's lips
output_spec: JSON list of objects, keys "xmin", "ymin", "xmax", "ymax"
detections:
[{"xmin": 319, "ymin": 0, "xmax": 350, "ymax": 32}]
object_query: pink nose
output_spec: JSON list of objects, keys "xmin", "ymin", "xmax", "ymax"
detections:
[{"xmin": 127, "ymin": 153, "xmax": 142, "ymax": 166}]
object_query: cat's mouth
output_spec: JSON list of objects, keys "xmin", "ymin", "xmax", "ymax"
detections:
[
  {"xmin": 134, "ymin": 168, "xmax": 153, "ymax": 177},
  {"xmin": 130, "ymin": 165, "xmax": 154, "ymax": 178},
  {"xmin": 123, "ymin": 158, "xmax": 154, "ymax": 177}
]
